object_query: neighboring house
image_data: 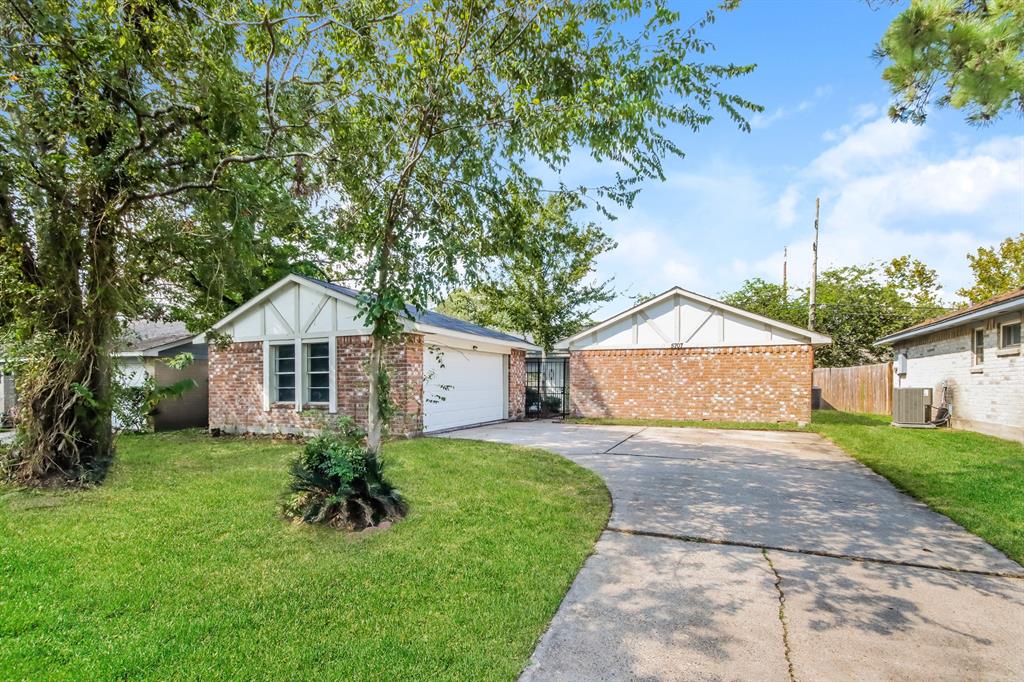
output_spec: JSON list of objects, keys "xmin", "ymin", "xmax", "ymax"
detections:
[
  {"xmin": 0, "ymin": 321, "xmax": 208, "ymax": 431},
  {"xmin": 554, "ymin": 287, "xmax": 832, "ymax": 424},
  {"xmin": 0, "ymin": 370, "xmax": 15, "ymax": 427},
  {"xmin": 876, "ymin": 288, "xmax": 1023, "ymax": 442},
  {"xmin": 117, "ymin": 320, "xmax": 210, "ymax": 431},
  {"xmin": 199, "ymin": 274, "xmax": 538, "ymax": 436}
]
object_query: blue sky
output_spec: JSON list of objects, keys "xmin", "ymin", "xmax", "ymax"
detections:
[{"xmin": 561, "ymin": 1, "xmax": 1024, "ymax": 318}]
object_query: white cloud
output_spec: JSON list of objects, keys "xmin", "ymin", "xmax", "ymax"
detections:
[
  {"xmin": 747, "ymin": 117, "xmax": 1023, "ymax": 300},
  {"xmin": 776, "ymin": 185, "xmax": 801, "ymax": 227},
  {"xmin": 750, "ymin": 85, "xmax": 832, "ymax": 130},
  {"xmin": 587, "ymin": 109, "xmax": 1021, "ymax": 317},
  {"xmin": 811, "ymin": 117, "xmax": 928, "ymax": 179},
  {"xmin": 822, "ymin": 102, "xmax": 882, "ymax": 142}
]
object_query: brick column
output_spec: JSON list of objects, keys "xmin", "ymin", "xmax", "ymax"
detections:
[{"xmin": 508, "ymin": 349, "xmax": 526, "ymax": 420}]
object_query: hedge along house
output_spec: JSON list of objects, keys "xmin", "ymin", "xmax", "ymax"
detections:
[
  {"xmin": 555, "ymin": 287, "xmax": 832, "ymax": 424},
  {"xmin": 876, "ymin": 287, "xmax": 1024, "ymax": 442},
  {"xmin": 199, "ymin": 274, "xmax": 538, "ymax": 436}
]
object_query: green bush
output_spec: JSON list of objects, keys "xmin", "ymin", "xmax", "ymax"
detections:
[
  {"xmin": 281, "ymin": 418, "xmax": 406, "ymax": 530},
  {"xmin": 541, "ymin": 395, "xmax": 563, "ymax": 414}
]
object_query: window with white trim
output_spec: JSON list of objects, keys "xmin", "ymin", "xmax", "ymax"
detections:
[
  {"xmin": 273, "ymin": 344, "xmax": 296, "ymax": 402},
  {"xmin": 304, "ymin": 341, "xmax": 330, "ymax": 404},
  {"xmin": 1000, "ymin": 321, "xmax": 1021, "ymax": 349},
  {"xmin": 972, "ymin": 327, "xmax": 985, "ymax": 366}
]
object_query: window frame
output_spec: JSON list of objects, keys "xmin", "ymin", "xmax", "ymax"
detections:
[
  {"xmin": 303, "ymin": 340, "xmax": 331, "ymax": 406},
  {"xmin": 999, "ymin": 320, "xmax": 1021, "ymax": 350},
  {"xmin": 271, "ymin": 342, "xmax": 297, "ymax": 404},
  {"xmin": 972, "ymin": 327, "xmax": 985, "ymax": 366}
]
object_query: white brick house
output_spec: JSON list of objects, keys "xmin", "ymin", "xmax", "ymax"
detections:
[{"xmin": 876, "ymin": 288, "xmax": 1023, "ymax": 442}]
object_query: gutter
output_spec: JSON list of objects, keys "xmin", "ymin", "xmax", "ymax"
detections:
[{"xmin": 875, "ymin": 298, "xmax": 1024, "ymax": 346}]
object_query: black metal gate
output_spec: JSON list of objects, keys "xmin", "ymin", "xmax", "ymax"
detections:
[{"xmin": 525, "ymin": 357, "xmax": 569, "ymax": 417}]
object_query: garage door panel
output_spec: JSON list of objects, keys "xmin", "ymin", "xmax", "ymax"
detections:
[{"xmin": 423, "ymin": 347, "xmax": 505, "ymax": 432}]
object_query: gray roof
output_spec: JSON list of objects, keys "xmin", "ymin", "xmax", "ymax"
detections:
[
  {"xmin": 120, "ymin": 320, "xmax": 194, "ymax": 354},
  {"xmin": 297, "ymin": 275, "xmax": 531, "ymax": 345}
]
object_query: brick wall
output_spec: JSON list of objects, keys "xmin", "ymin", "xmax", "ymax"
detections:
[
  {"xmin": 570, "ymin": 345, "xmax": 813, "ymax": 424},
  {"xmin": 896, "ymin": 318, "xmax": 1022, "ymax": 442},
  {"xmin": 209, "ymin": 335, "xmax": 424, "ymax": 436},
  {"xmin": 337, "ymin": 335, "xmax": 424, "ymax": 437},
  {"xmin": 508, "ymin": 349, "xmax": 526, "ymax": 420}
]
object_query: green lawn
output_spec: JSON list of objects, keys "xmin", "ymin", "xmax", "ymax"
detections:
[
  {"xmin": 810, "ymin": 411, "xmax": 1024, "ymax": 565},
  {"xmin": 565, "ymin": 417, "xmax": 806, "ymax": 431},
  {"xmin": 0, "ymin": 432, "xmax": 610, "ymax": 680}
]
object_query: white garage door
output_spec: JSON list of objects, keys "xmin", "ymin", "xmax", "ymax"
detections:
[{"xmin": 423, "ymin": 346, "xmax": 506, "ymax": 432}]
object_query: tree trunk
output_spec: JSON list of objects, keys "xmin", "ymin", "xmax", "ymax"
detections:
[
  {"xmin": 12, "ymin": 200, "xmax": 118, "ymax": 483},
  {"xmin": 366, "ymin": 330, "xmax": 385, "ymax": 454}
]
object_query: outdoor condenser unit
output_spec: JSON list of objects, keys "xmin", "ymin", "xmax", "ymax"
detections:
[{"xmin": 893, "ymin": 387, "xmax": 933, "ymax": 426}]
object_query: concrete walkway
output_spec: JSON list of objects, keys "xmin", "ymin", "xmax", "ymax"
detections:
[{"xmin": 442, "ymin": 422, "xmax": 1024, "ymax": 681}]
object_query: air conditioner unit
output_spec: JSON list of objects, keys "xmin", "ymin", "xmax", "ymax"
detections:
[{"xmin": 893, "ymin": 387, "xmax": 933, "ymax": 425}]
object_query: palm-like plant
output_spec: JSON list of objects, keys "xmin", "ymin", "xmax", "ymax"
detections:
[{"xmin": 282, "ymin": 419, "xmax": 406, "ymax": 530}]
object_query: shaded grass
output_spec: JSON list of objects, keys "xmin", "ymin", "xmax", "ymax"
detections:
[
  {"xmin": 810, "ymin": 411, "xmax": 1024, "ymax": 565},
  {"xmin": 565, "ymin": 417, "xmax": 806, "ymax": 431},
  {"xmin": 0, "ymin": 432, "xmax": 610, "ymax": 680}
]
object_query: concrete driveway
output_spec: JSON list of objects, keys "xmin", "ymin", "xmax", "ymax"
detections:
[{"xmin": 442, "ymin": 422, "xmax": 1024, "ymax": 681}]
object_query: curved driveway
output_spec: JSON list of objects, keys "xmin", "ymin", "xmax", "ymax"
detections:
[{"xmin": 444, "ymin": 422, "xmax": 1024, "ymax": 681}]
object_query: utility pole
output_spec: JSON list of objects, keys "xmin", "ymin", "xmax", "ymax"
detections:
[
  {"xmin": 782, "ymin": 246, "xmax": 788, "ymax": 301},
  {"xmin": 808, "ymin": 197, "xmax": 820, "ymax": 331}
]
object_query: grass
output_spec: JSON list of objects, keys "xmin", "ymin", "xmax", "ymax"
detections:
[
  {"xmin": 810, "ymin": 410, "xmax": 1024, "ymax": 565},
  {"xmin": 0, "ymin": 432, "xmax": 610, "ymax": 680},
  {"xmin": 565, "ymin": 417, "xmax": 806, "ymax": 431}
]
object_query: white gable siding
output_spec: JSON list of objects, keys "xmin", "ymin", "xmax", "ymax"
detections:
[
  {"xmin": 569, "ymin": 292, "xmax": 808, "ymax": 351},
  {"xmin": 220, "ymin": 280, "xmax": 373, "ymax": 342}
]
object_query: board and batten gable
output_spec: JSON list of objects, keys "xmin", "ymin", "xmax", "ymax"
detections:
[
  {"xmin": 224, "ymin": 279, "xmax": 371, "ymax": 342},
  {"xmin": 561, "ymin": 288, "xmax": 824, "ymax": 351}
]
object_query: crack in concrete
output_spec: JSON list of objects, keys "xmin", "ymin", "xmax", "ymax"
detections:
[
  {"xmin": 762, "ymin": 548, "xmax": 797, "ymax": 682},
  {"xmin": 602, "ymin": 427, "xmax": 647, "ymax": 454},
  {"xmin": 605, "ymin": 527, "xmax": 1024, "ymax": 579}
]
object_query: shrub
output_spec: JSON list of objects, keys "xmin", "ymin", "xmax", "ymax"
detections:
[
  {"xmin": 525, "ymin": 387, "xmax": 540, "ymax": 414},
  {"xmin": 281, "ymin": 418, "xmax": 406, "ymax": 530},
  {"xmin": 541, "ymin": 395, "xmax": 563, "ymax": 414}
]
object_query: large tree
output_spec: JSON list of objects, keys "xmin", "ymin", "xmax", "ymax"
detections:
[
  {"xmin": 875, "ymin": 0, "xmax": 1024, "ymax": 124},
  {"xmin": 0, "ymin": 0, "xmax": 327, "ymax": 483},
  {"xmin": 958, "ymin": 232, "xmax": 1024, "ymax": 302},
  {"xmin": 315, "ymin": 0, "xmax": 760, "ymax": 452},
  {"xmin": 437, "ymin": 192, "xmax": 615, "ymax": 352},
  {"xmin": 723, "ymin": 257, "xmax": 946, "ymax": 367}
]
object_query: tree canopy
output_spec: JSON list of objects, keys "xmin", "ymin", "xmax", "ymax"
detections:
[
  {"xmin": 0, "ymin": 0, "xmax": 325, "ymax": 482},
  {"xmin": 876, "ymin": 0, "xmax": 1024, "ymax": 124},
  {"xmin": 437, "ymin": 193, "xmax": 615, "ymax": 352},
  {"xmin": 722, "ymin": 257, "xmax": 946, "ymax": 367},
  {"xmin": 311, "ymin": 0, "xmax": 760, "ymax": 450},
  {"xmin": 958, "ymin": 232, "xmax": 1024, "ymax": 302}
]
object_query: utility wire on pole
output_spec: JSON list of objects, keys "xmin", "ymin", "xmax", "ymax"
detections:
[
  {"xmin": 782, "ymin": 246, "xmax": 788, "ymax": 301},
  {"xmin": 808, "ymin": 197, "xmax": 820, "ymax": 331}
]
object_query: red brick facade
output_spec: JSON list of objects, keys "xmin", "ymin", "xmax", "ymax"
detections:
[
  {"xmin": 508, "ymin": 349, "xmax": 526, "ymax": 420},
  {"xmin": 209, "ymin": 334, "xmax": 424, "ymax": 436},
  {"xmin": 570, "ymin": 345, "xmax": 813, "ymax": 424}
]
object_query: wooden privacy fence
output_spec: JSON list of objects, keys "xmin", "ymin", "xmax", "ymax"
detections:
[{"xmin": 812, "ymin": 362, "xmax": 892, "ymax": 416}]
